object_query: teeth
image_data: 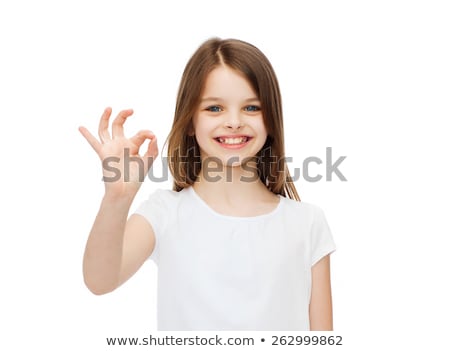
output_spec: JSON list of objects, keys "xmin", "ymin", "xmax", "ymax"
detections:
[{"xmin": 218, "ymin": 137, "xmax": 249, "ymax": 144}]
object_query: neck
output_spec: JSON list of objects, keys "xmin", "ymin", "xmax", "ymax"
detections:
[{"xmin": 192, "ymin": 158, "xmax": 273, "ymax": 203}]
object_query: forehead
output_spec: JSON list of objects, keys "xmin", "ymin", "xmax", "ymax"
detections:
[{"xmin": 201, "ymin": 65, "xmax": 258, "ymax": 101}]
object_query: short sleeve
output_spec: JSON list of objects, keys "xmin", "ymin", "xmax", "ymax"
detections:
[
  {"xmin": 133, "ymin": 189, "xmax": 168, "ymax": 264},
  {"xmin": 310, "ymin": 206, "xmax": 336, "ymax": 266}
]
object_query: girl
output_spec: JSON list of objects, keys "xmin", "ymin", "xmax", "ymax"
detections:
[{"xmin": 79, "ymin": 38, "xmax": 336, "ymax": 331}]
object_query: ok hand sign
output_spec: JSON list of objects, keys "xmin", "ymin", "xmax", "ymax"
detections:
[{"xmin": 79, "ymin": 107, "xmax": 158, "ymax": 199}]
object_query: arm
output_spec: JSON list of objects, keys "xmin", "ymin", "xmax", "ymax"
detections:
[
  {"xmin": 80, "ymin": 108, "xmax": 158, "ymax": 295},
  {"xmin": 309, "ymin": 254, "xmax": 333, "ymax": 330},
  {"xmin": 82, "ymin": 197, "xmax": 156, "ymax": 295}
]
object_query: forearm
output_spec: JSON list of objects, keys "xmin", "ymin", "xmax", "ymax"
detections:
[
  {"xmin": 83, "ymin": 194, "xmax": 134, "ymax": 294},
  {"xmin": 309, "ymin": 255, "xmax": 333, "ymax": 330}
]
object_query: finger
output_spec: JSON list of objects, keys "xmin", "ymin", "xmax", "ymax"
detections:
[
  {"xmin": 142, "ymin": 136, "xmax": 159, "ymax": 172},
  {"xmin": 130, "ymin": 130, "xmax": 156, "ymax": 148},
  {"xmin": 112, "ymin": 109, "xmax": 134, "ymax": 139},
  {"xmin": 79, "ymin": 126, "xmax": 102, "ymax": 154},
  {"xmin": 98, "ymin": 107, "xmax": 112, "ymax": 143}
]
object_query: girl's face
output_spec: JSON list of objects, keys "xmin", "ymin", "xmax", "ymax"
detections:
[{"xmin": 193, "ymin": 65, "xmax": 268, "ymax": 168}]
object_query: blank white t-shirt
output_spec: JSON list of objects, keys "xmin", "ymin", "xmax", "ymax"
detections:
[{"xmin": 134, "ymin": 186, "xmax": 336, "ymax": 331}]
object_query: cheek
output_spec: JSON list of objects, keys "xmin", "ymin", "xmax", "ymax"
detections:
[
  {"xmin": 252, "ymin": 118, "xmax": 268, "ymax": 138},
  {"xmin": 253, "ymin": 119, "xmax": 268, "ymax": 148},
  {"xmin": 193, "ymin": 119, "xmax": 215, "ymax": 144}
]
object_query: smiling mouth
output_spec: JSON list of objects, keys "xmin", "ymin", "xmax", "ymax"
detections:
[{"xmin": 214, "ymin": 136, "xmax": 252, "ymax": 145}]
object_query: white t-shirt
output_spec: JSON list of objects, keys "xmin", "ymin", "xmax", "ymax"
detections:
[{"xmin": 134, "ymin": 186, "xmax": 336, "ymax": 331}]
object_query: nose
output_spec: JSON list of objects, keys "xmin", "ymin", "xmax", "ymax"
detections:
[{"xmin": 224, "ymin": 109, "xmax": 243, "ymax": 130}]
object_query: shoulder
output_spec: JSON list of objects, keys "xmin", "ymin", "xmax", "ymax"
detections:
[
  {"xmin": 279, "ymin": 197, "xmax": 331, "ymax": 233},
  {"xmin": 135, "ymin": 187, "xmax": 188, "ymax": 218},
  {"xmin": 134, "ymin": 188, "xmax": 191, "ymax": 229},
  {"xmin": 144, "ymin": 187, "xmax": 187, "ymax": 204},
  {"xmin": 281, "ymin": 196, "xmax": 326, "ymax": 220}
]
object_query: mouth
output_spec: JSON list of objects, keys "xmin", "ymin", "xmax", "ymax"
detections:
[
  {"xmin": 214, "ymin": 136, "xmax": 252, "ymax": 145},
  {"xmin": 213, "ymin": 136, "xmax": 253, "ymax": 149}
]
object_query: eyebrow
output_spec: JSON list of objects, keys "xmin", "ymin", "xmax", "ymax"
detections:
[{"xmin": 200, "ymin": 97, "xmax": 260, "ymax": 103}]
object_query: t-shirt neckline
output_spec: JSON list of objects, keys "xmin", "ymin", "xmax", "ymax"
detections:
[{"xmin": 186, "ymin": 186, "xmax": 283, "ymax": 220}]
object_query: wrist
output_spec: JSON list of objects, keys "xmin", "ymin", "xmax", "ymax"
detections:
[{"xmin": 101, "ymin": 191, "xmax": 136, "ymax": 208}]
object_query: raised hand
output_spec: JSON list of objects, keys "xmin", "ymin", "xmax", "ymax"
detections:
[{"xmin": 79, "ymin": 107, "xmax": 158, "ymax": 199}]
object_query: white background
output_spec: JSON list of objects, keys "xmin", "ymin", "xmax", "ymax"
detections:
[{"xmin": 1, "ymin": 0, "xmax": 449, "ymax": 350}]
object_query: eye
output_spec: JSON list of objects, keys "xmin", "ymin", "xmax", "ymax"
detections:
[
  {"xmin": 244, "ymin": 105, "xmax": 261, "ymax": 112},
  {"xmin": 205, "ymin": 105, "xmax": 223, "ymax": 112}
]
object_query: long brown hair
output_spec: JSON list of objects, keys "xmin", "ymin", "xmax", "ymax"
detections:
[{"xmin": 165, "ymin": 37, "xmax": 300, "ymax": 201}]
